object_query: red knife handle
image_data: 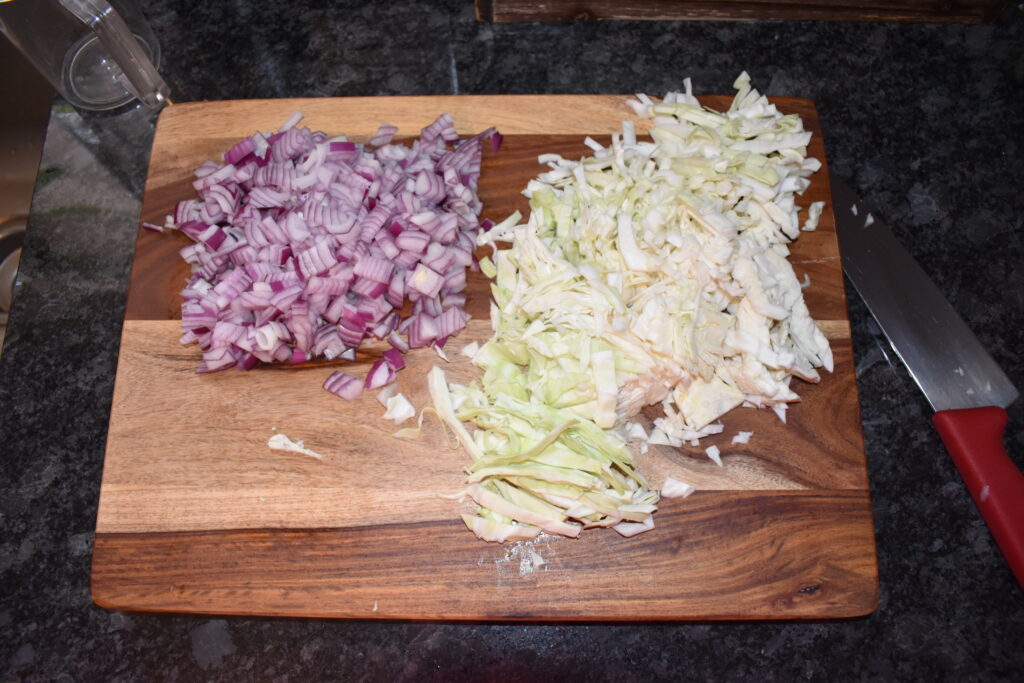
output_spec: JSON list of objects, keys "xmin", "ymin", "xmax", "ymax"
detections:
[{"xmin": 933, "ymin": 406, "xmax": 1024, "ymax": 588}]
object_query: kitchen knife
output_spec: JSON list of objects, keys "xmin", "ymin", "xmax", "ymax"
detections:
[{"xmin": 831, "ymin": 173, "xmax": 1024, "ymax": 587}]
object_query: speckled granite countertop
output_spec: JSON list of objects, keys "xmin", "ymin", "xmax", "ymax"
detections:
[{"xmin": 2, "ymin": 1, "xmax": 1022, "ymax": 679}]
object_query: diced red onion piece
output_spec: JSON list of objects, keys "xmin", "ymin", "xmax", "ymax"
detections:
[
  {"xmin": 370, "ymin": 123, "xmax": 398, "ymax": 147},
  {"xmin": 279, "ymin": 111, "xmax": 304, "ymax": 132},
  {"xmin": 337, "ymin": 318, "xmax": 366, "ymax": 347},
  {"xmin": 374, "ymin": 231, "xmax": 400, "ymax": 260},
  {"xmin": 323, "ymin": 370, "xmax": 363, "ymax": 399},
  {"xmin": 364, "ymin": 358, "xmax": 396, "ymax": 390},
  {"xmin": 383, "ymin": 347, "xmax": 406, "ymax": 371},
  {"xmin": 372, "ymin": 310, "xmax": 399, "ymax": 339},
  {"xmin": 395, "ymin": 230, "xmax": 429, "ymax": 254},
  {"xmin": 388, "ymin": 330, "xmax": 410, "ymax": 353},
  {"xmin": 408, "ymin": 263, "xmax": 444, "ymax": 299},
  {"xmin": 406, "ymin": 312, "xmax": 439, "ymax": 349},
  {"xmin": 443, "ymin": 268, "xmax": 466, "ymax": 293},
  {"xmin": 420, "ymin": 295, "xmax": 442, "ymax": 317},
  {"xmin": 393, "ymin": 250, "xmax": 421, "ymax": 270},
  {"xmin": 437, "ymin": 305, "xmax": 470, "ymax": 338},
  {"xmin": 305, "ymin": 275, "xmax": 349, "ymax": 297},
  {"xmin": 197, "ymin": 346, "xmax": 235, "ymax": 373},
  {"xmin": 351, "ymin": 277, "xmax": 387, "ymax": 299},
  {"xmin": 353, "ymin": 256, "xmax": 395, "ymax": 284}
]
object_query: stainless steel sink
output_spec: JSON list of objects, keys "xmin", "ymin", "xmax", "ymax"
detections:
[{"xmin": 0, "ymin": 34, "xmax": 54, "ymax": 352}]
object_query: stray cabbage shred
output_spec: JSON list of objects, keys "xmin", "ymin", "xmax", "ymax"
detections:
[{"xmin": 433, "ymin": 73, "xmax": 832, "ymax": 542}]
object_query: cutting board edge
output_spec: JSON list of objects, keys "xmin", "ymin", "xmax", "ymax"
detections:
[
  {"xmin": 95, "ymin": 314, "xmax": 148, "ymax": 535},
  {"xmin": 148, "ymin": 94, "xmax": 823, "ymax": 139},
  {"xmin": 90, "ymin": 489, "xmax": 879, "ymax": 621},
  {"xmin": 89, "ymin": 593, "xmax": 879, "ymax": 623},
  {"xmin": 157, "ymin": 93, "xmax": 822, "ymax": 108},
  {"xmin": 817, "ymin": 154, "xmax": 874, "ymax": 503}
]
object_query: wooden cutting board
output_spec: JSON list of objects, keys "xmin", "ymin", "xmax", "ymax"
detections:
[{"xmin": 91, "ymin": 95, "xmax": 878, "ymax": 620}]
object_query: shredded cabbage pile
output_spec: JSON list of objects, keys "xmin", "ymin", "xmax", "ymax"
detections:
[{"xmin": 433, "ymin": 73, "xmax": 832, "ymax": 542}]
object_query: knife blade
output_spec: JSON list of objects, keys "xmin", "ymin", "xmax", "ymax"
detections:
[{"xmin": 831, "ymin": 172, "xmax": 1024, "ymax": 587}]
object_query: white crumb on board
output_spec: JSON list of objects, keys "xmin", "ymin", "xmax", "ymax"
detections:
[
  {"xmin": 802, "ymin": 201, "xmax": 824, "ymax": 231},
  {"xmin": 373, "ymin": 600, "xmax": 379, "ymax": 612},
  {"xmin": 492, "ymin": 537, "xmax": 558, "ymax": 578},
  {"xmin": 661, "ymin": 477, "xmax": 695, "ymax": 499},
  {"xmin": 731, "ymin": 430, "xmax": 753, "ymax": 445},
  {"xmin": 267, "ymin": 433, "xmax": 325, "ymax": 460},
  {"xmin": 521, "ymin": 549, "xmax": 546, "ymax": 575}
]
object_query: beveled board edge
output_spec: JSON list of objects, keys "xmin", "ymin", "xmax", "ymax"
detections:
[
  {"xmin": 148, "ymin": 93, "xmax": 818, "ymax": 138},
  {"xmin": 92, "ymin": 490, "xmax": 879, "ymax": 621},
  {"xmin": 141, "ymin": 95, "xmax": 822, "ymax": 194}
]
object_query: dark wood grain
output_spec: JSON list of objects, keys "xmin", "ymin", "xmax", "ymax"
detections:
[
  {"xmin": 93, "ymin": 490, "xmax": 877, "ymax": 620},
  {"xmin": 475, "ymin": 0, "xmax": 1009, "ymax": 23},
  {"xmin": 95, "ymin": 95, "xmax": 877, "ymax": 620}
]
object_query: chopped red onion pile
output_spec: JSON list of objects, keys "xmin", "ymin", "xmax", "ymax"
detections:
[{"xmin": 164, "ymin": 111, "xmax": 497, "ymax": 397}]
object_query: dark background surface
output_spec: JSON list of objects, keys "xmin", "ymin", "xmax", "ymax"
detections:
[{"xmin": 1, "ymin": 2, "xmax": 1022, "ymax": 679}]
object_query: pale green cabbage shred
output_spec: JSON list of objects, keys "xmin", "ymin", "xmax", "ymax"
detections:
[{"xmin": 431, "ymin": 73, "xmax": 833, "ymax": 543}]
